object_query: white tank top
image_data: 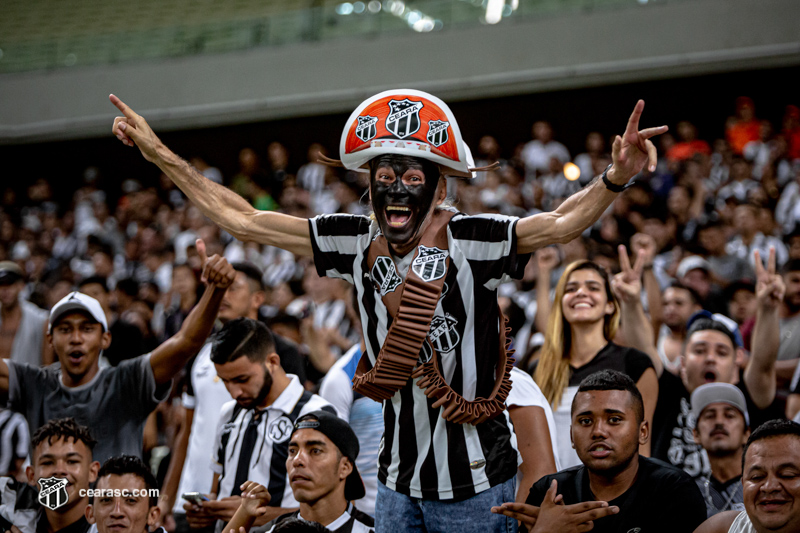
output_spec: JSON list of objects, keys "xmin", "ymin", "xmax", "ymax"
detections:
[{"xmin": 729, "ymin": 511, "xmax": 756, "ymax": 533}]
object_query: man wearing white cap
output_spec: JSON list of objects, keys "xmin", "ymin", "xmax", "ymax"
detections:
[
  {"xmin": 109, "ymin": 91, "xmax": 666, "ymax": 532},
  {"xmin": 0, "ymin": 241, "xmax": 235, "ymax": 464},
  {"xmin": 692, "ymin": 382, "xmax": 751, "ymax": 517}
]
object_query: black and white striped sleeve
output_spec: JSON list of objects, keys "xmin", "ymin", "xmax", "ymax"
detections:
[
  {"xmin": 449, "ymin": 213, "xmax": 530, "ymax": 287},
  {"xmin": 308, "ymin": 214, "xmax": 371, "ymax": 280}
]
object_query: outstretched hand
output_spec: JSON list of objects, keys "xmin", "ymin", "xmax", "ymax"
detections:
[
  {"xmin": 530, "ymin": 480, "xmax": 618, "ymax": 533},
  {"xmin": 110, "ymin": 94, "xmax": 161, "ymax": 162},
  {"xmin": 754, "ymin": 248, "xmax": 785, "ymax": 311},
  {"xmin": 611, "ymin": 244, "xmax": 644, "ymax": 304},
  {"xmin": 609, "ymin": 100, "xmax": 668, "ymax": 184},
  {"xmin": 197, "ymin": 238, "xmax": 236, "ymax": 289}
]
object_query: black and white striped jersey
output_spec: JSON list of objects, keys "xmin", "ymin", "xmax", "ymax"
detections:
[
  {"xmin": 212, "ymin": 375, "xmax": 334, "ymax": 506},
  {"xmin": 308, "ymin": 210, "xmax": 528, "ymax": 501},
  {"xmin": 261, "ymin": 502, "xmax": 374, "ymax": 533}
]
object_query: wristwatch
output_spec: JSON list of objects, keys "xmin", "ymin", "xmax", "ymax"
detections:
[{"xmin": 600, "ymin": 164, "xmax": 631, "ymax": 193}]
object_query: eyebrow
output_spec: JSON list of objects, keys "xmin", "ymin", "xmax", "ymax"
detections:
[
  {"xmin": 575, "ymin": 409, "xmax": 626, "ymax": 417},
  {"xmin": 38, "ymin": 452, "xmax": 83, "ymax": 461}
]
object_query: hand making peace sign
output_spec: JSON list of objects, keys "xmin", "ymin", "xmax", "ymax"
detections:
[
  {"xmin": 754, "ymin": 247, "xmax": 785, "ymax": 311},
  {"xmin": 611, "ymin": 244, "xmax": 645, "ymax": 305},
  {"xmin": 608, "ymin": 100, "xmax": 668, "ymax": 185}
]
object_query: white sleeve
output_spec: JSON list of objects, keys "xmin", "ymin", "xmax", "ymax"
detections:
[{"xmin": 319, "ymin": 367, "xmax": 355, "ymax": 423}]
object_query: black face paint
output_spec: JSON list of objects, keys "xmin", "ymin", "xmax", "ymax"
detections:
[{"xmin": 370, "ymin": 155, "xmax": 441, "ymax": 251}]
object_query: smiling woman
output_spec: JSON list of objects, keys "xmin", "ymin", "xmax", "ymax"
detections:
[{"xmin": 532, "ymin": 260, "xmax": 658, "ymax": 468}]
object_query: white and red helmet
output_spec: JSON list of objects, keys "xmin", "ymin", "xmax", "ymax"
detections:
[{"xmin": 340, "ymin": 89, "xmax": 474, "ymax": 178}]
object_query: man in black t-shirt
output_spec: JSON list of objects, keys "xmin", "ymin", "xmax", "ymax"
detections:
[
  {"xmin": 652, "ymin": 250, "xmax": 784, "ymax": 480},
  {"xmin": 492, "ymin": 370, "xmax": 706, "ymax": 533}
]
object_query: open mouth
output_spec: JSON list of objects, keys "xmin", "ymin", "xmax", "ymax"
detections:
[
  {"xmin": 703, "ymin": 371, "xmax": 717, "ymax": 383},
  {"xmin": 67, "ymin": 351, "xmax": 85, "ymax": 364},
  {"xmin": 572, "ymin": 302, "xmax": 593, "ymax": 309},
  {"xmin": 385, "ymin": 205, "xmax": 413, "ymax": 228},
  {"xmin": 588, "ymin": 443, "xmax": 612, "ymax": 458}
]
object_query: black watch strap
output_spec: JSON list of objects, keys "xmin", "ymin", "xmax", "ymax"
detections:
[{"xmin": 600, "ymin": 164, "xmax": 631, "ymax": 193}]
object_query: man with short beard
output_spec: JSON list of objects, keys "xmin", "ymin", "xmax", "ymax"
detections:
[
  {"xmin": 110, "ymin": 89, "xmax": 666, "ymax": 532},
  {"xmin": 158, "ymin": 263, "xmax": 304, "ymax": 533},
  {"xmin": 184, "ymin": 318, "xmax": 332, "ymax": 530},
  {"xmin": 691, "ymin": 383, "xmax": 751, "ymax": 517},
  {"xmin": 28, "ymin": 419, "xmax": 99, "ymax": 533}
]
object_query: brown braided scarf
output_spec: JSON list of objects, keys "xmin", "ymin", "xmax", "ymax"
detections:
[{"xmin": 352, "ymin": 209, "xmax": 514, "ymax": 425}]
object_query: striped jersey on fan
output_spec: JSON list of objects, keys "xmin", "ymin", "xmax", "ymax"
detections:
[
  {"xmin": 308, "ymin": 209, "xmax": 528, "ymax": 501},
  {"xmin": 212, "ymin": 375, "xmax": 334, "ymax": 506}
]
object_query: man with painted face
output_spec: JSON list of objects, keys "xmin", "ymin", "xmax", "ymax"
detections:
[{"xmin": 110, "ymin": 89, "xmax": 667, "ymax": 532}]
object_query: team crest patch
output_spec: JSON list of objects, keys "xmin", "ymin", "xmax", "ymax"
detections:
[
  {"xmin": 371, "ymin": 256, "xmax": 402, "ymax": 295},
  {"xmin": 428, "ymin": 314, "xmax": 460, "ymax": 353},
  {"xmin": 411, "ymin": 245, "xmax": 448, "ymax": 282},
  {"xmin": 426, "ymin": 120, "xmax": 450, "ymax": 147},
  {"xmin": 386, "ymin": 99, "xmax": 423, "ymax": 139},
  {"xmin": 268, "ymin": 416, "xmax": 294, "ymax": 443},
  {"xmin": 38, "ymin": 477, "xmax": 69, "ymax": 511},
  {"xmin": 355, "ymin": 115, "xmax": 378, "ymax": 142}
]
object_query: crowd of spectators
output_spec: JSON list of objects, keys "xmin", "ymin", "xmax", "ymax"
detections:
[{"xmin": 2, "ymin": 95, "xmax": 800, "ymax": 532}]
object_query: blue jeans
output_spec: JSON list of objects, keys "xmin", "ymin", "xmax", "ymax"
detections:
[{"xmin": 375, "ymin": 477, "xmax": 518, "ymax": 533}]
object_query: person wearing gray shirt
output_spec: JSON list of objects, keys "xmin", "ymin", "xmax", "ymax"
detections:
[{"xmin": 0, "ymin": 240, "xmax": 234, "ymax": 464}]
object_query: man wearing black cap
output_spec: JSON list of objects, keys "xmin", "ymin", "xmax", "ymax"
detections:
[
  {"xmin": 221, "ymin": 410, "xmax": 373, "ymax": 533},
  {"xmin": 0, "ymin": 261, "xmax": 49, "ymax": 366}
]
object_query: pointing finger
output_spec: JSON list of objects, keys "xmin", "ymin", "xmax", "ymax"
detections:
[
  {"xmin": 625, "ymin": 100, "xmax": 645, "ymax": 136},
  {"xmin": 109, "ymin": 94, "xmax": 138, "ymax": 120}
]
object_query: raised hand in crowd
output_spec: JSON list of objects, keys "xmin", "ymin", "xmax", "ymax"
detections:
[
  {"xmin": 745, "ymin": 247, "xmax": 785, "ymax": 408},
  {"xmin": 754, "ymin": 247, "xmax": 786, "ymax": 311},
  {"xmin": 610, "ymin": 244, "xmax": 645, "ymax": 305},
  {"xmin": 149, "ymin": 238, "xmax": 235, "ymax": 385}
]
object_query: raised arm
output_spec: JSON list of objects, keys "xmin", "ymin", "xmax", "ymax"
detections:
[
  {"xmin": 744, "ymin": 248, "xmax": 784, "ymax": 409},
  {"xmin": 150, "ymin": 240, "xmax": 235, "ymax": 385},
  {"xmin": 516, "ymin": 101, "xmax": 667, "ymax": 253},
  {"xmin": 611, "ymin": 245, "xmax": 662, "ymax": 376},
  {"xmin": 109, "ymin": 95, "xmax": 312, "ymax": 256}
]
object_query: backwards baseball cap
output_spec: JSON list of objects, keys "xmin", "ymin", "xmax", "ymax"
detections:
[
  {"xmin": 337, "ymin": 89, "xmax": 478, "ymax": 178},
  {"xmin": 49, "ymin": 291, "xmax": 108, "ymax": 333},
  {"xmin": 686, "ymin": 310, "xmax": 743, "ymax": 348},
  {"xmin": 291, "ymin": 410, "xmax": 365, "ymax": 501},
  {"xmin": 0, "ymin": 261, "xmax": 24, "ymax": 285},
  {"xmin": 691, "ymin": 382, "xmax": 750, "ymax": 427}
]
